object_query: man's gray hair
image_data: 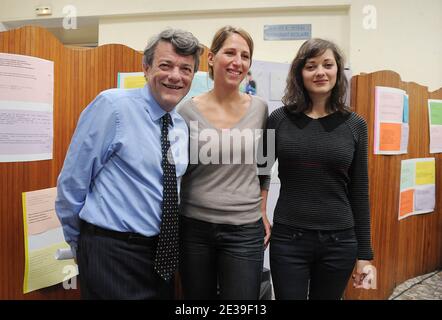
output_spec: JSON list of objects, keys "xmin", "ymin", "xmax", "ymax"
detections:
[{"xmin": 143, "ymin": 28, "xmax": 203, "ymax": 72}]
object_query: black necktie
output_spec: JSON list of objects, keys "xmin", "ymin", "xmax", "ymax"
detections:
[{"xmin": 154, "ymin": 113, "xmax": 179, "ymax": 281}]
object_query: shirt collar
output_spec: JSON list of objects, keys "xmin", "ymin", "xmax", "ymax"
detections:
[
  {"xmin": 288, "ymin": 107, "xmax": 350, "ymax": 132},
  {"xmin": 140, "ymin": 84, "xmax": 179, "ymax": 126}
]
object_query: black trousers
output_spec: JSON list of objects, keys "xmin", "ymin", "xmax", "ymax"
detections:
[
  {"xmin": 270, "ymin": 223, "xmax": 357, "ymax": 300},
  {"xmin": 179, "ymin": 216, "xmax": 265, "ymax": 300},
  {"xmin": 77, "ymin": 221, "xmax": 174, "ymax": 300}
]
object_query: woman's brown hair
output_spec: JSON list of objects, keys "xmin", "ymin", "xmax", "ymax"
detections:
[
  {"xmin": 282, "ymin": 38, "xmax": 349, "ymax": 114},
  {"xmin": 208, "ymin": 26, "xmax": 254, "ymax": 80}
]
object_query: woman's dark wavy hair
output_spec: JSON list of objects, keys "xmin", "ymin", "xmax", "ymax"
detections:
[{"xmin": 282, "ymin": 38, "xmax": 349, "ymax": 114}]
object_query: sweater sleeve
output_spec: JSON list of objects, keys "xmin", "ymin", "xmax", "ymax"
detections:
[
  {"xmin": 257, "ymin": 101, "xmax": 270, "ymax": 190},
  {"xmin": 348, "ymin": 114, "xmax": 374, "ymax": 260},
  {"xmin": 258, "ymin": 107, "xmax": 285, "ymax": 190}
]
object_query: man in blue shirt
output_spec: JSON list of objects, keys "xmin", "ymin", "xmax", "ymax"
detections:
[{"xmin": 55, "ymin": 29, "xmax": 202, "ymax": 299}]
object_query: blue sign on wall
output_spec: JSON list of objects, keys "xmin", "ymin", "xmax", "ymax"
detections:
[{"xmin": 264, "ymin": 24, "xmax": 312, "ymax": 41}]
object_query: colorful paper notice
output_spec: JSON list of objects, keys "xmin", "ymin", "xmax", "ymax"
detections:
[
  {"xmin": 414, "ymin": 186, "xmax": 436, "ymax": 212},
  {"xmin": 117, "ymin": 72, "xmax": 146, "ymax": 89},
  {"xmin": 0, "ymin": 53, "xmax": 54, "ymax": 162},
  {"xmin": 182, "ymin": 71, "xmax": 214, "ymax": 102},
  {"xmin": 23, "ymin": 187, "xmax": 61, "ymax": 235},
  {"xmin": 400, "ymin": 161, "xmax": 415, "ymax": 190},
  {"xmin": 415, "ymin": 161, "xmax": 436, "ymax": 185},
  {"xmin": 379, "ymin": 123, "xmax": 402, "ymax": 151},
  {"xmin": 24, "ymin": 242, "xmax": 76, "ymax": 294},
  {"xmin": 399, "ymin": 189, "xmax": 414, "ymax": 218},
  {"xmin": 374, "ymin": 86, "xmax": 408, "ymax": 155},
  {"xmin": 22, "ymin": 187, "xmax": 77, "ymax": 293},
  {"xmin": 403, "ymin": 95, "xmax": 409, "ymax": 123},
  {"xmin": 429, "ymin": 100, "xmax": 442, "ymax": 125},
  {"xmin": 428, "ymin": 99, "xmax": 442, "ymax": 153},
  {"xmin": 398, "ymin": 158, "xmax": 436, "ymax": 220}
]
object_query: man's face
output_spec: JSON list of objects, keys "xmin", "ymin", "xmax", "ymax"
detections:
[{"xmin": 144, "ymin": 41, "xmax": 196, "ymax": 111}]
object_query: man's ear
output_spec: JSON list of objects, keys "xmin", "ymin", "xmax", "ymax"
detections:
[
  {"xmin": 142, "ymin": 63, "xmax": 150, "ymax": 79},
  {"xmin": 208, "ymin": 52, "xmax": 214, "ymax": 67}
]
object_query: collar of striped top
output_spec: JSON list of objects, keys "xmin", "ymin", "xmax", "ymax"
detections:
[{"xmin": 286, "ymin": 108, "xmax": 351, "ymax": 132}]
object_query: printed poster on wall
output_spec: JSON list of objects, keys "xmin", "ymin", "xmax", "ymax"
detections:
[
  {"xmin": 0, "ymin": 53, "xmax": 54, "ymax": 162},
  {"xmin": 399, "ymin": 158, "xmax": 436, "ymax": 220},
  {"xmin": 374, "ymin": 86, "xmax": 409, "ymax": 155},
  {"xmin": 428, "ymin": 99, "xmax": 442, "ymax": 153}
]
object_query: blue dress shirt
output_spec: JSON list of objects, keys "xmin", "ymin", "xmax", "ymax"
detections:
[{"xmin": 55, "ymin": 85, "xmax": 189, "ymax": 253}]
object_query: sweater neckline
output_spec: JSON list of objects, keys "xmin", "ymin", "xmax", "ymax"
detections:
[
  {"xmin": 189, "ymin": 97, "xmax": 255, "ymax": 131},
  {"xmin": 287, "ymin": 108, "xmax": 351, "ymax": 132}
]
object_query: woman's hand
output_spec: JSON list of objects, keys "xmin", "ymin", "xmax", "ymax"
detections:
[
  {"xmin": 262, "ymin": 214, "xmax": 272, "ymax": 248},
  {"xmin": 352, "ymin": 260, "xmax": 377, "ymax": 289},
  {"xmin": 260, "ymin": 189, "xmax": 271, "ymax": 248}
]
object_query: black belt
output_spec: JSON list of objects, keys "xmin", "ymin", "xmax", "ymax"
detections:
[{"xmin": 81, "ymin": 220, "xmax": 158, "ymax": 246}]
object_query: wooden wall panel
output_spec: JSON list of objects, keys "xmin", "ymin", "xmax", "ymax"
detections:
[
  {"xmin": 344, "ymin": 71, "xmax": 442, "ymax": 300},
  {"xmin": 0, "ymin": 26, "xmax": 208, "ymax": 299}
]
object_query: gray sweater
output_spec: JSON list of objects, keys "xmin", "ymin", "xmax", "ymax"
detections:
[{"xmin": 177, "ymin": 96, "xmax": 268, "ymax": 225}]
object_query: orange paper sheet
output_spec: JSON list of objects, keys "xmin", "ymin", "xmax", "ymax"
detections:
[
  {"xmin": 23, "ymin": 187, "xmax": 61, "ymax": 235},
  {"xmin": 399, "ymin": 189, "xmax": 414, "ymax": 218},
  {"xmin": 379, "ymin": 123, "xmax": 402, "ymax": 151}
]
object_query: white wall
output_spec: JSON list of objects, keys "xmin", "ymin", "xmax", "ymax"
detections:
[
  {"xmin": 0, "ymin": 0, "xmax": 350, "ymax": 21},
  {"xmin": 98, "ymin": 0, "xmax": 442, "ymax": 91},
  {"xmin": 99, "ymin": 8, "xmax": 349, "ymax": 65},
  {"xmin": 0, "ymin": 0, "xmax": 440, "ymax": 90},
  {"xmin": 350, "ymin": 0, "xmax": 442, "ymax": 92}
]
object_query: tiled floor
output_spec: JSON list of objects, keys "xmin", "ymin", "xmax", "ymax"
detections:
[
  {"xmin": 389, "ymin": 270, "xmax": 442, "ymax": 300},
  {"xmin": 267, "ymin": 269, "xmax": 442, "ymax": 300}
]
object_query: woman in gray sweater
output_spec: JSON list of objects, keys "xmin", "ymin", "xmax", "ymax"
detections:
[{"xmin": 177, "ymin": 26, "xmax": 270, "ymax": 299}]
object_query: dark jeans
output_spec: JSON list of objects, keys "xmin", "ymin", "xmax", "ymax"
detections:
[
  {"xmin": 270, "ymin": 223, "xmax": 357, "ymax": 300},
  {"xmin": 77, "ymin": 221, "xmax": 174, "ymax": 300},
  {"xmin": 179, "ymin": 216, "xmax": 265, "ymax": 300}
]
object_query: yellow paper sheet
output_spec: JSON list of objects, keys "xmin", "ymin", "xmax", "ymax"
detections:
[
  {"xmin": 23, "ymin": 242, "xmax": 78, "ymax": 294},
  {"xmin": 22, "ymin": 187, "xmax": 78, "ymax": 293},
  {"xmin": 123, "ymin": 76, "xmax": 146, "ymax": 89},
  {"xmin": 415, "ymin": 161, "xmax": 435, "ymax": 185}
]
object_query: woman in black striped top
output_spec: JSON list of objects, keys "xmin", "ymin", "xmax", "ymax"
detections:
[{"xmin": 264, "ymin": 38, "xmax": 375, "ymax": 299}]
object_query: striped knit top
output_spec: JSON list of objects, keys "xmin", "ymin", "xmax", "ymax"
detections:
[{"xmin": 262, "ymin": 106, "xmax": 374, "ymax": 260}]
